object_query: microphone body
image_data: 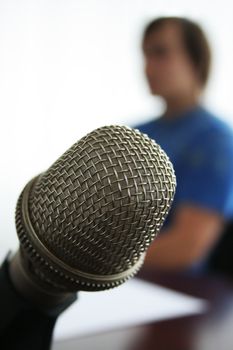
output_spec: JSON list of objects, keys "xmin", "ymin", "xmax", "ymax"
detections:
[{"xmin": 9, "ymin": 125, "xmax": 176, "ymax": 307}]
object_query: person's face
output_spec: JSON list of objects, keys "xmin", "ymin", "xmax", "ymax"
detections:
[{"xmin": 143, "ymin": 22, "xmax": 200, "ymax": 99}]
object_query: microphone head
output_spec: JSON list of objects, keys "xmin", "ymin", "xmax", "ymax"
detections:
[{"xmin": 15, "ymin": 125, "xmax": 176, "ymax": 292}]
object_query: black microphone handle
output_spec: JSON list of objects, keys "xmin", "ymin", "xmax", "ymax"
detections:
[{"xmin": 0, "ymin": 253, "xmax": 76, "ymax": 350}]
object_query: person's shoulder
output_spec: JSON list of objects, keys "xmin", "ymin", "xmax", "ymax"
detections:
[
  {"xmin": 133, "ymin": 117, "xmax": 161, "ymax": 134},
  {"xmin": 199, "ymin": 107, "xmax": 233, "ymax": 135},
  {"xmin": 195, "ymin": 107, "xmax": 233, "ymax": 147},
  {"xmin": 191, "ymin": 108, "xmax": 233, "ymax": 173}
]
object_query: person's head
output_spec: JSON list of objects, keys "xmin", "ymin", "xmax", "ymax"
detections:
[{"xmin": 142, "ymin": 17, "xmax": 211, "ymax": 101}]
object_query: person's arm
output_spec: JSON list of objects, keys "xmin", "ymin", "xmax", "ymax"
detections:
[
  {"xmin": 144, "ymin": 126, "xmax": 233, "ymax": 271},
  {"xmin": 144, "ymin": 205, "xmax": 224, "ymax": 270}
]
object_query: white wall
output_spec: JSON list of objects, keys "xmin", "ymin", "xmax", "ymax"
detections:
[{"xmin": 0, "ymin": 0, "xmax": 232, "ymax": 259}]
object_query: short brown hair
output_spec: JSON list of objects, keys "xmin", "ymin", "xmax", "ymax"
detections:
[{"xmin": 142, "ymin": 17, "xmax": 212, "ymax": 87}]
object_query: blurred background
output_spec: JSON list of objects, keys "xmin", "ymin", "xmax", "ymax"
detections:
[{"xmin": 0, "ymin": 0, "xmax": 232, "ymax": 259}]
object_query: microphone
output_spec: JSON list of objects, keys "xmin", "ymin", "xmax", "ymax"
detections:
[{"xmin": 9, "ymin": 125, "xmax": 176, "ymax": 308}]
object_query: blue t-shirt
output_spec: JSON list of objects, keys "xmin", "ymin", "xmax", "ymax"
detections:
[{"xmin": 135, "ymin": 105, "xmax": 233, "ymax": 223}]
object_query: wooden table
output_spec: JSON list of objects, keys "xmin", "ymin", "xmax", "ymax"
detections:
[{"xmin": 54, "ymin": 269, "xmax": 233, "ymax": 350}]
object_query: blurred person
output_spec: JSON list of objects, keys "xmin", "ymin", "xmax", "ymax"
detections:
[{"xmin": 135, "ymin": 17, "xmax": 233, "ymax": 273}]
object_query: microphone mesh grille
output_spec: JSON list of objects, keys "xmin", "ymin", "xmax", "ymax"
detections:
[
  {"xmin": 16, "ymin": 125, "xmax": 176, "ymax": 291},
  {"xmin": 30, "ymin": 126, "xmax": 175, "ymax": 272}
]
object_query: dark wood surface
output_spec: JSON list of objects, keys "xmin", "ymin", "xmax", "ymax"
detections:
[{"xmin": 53, "ymin": 269, "xmax": 233, "ymax": 350}]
